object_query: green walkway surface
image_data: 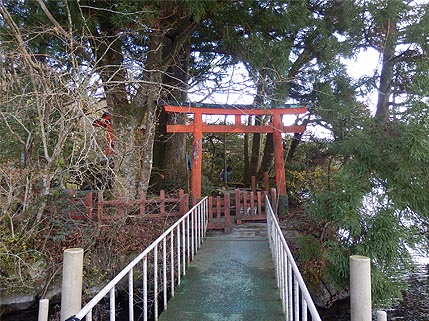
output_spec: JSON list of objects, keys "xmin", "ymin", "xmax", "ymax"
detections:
[{"xmin": 158, "ymin": 223, "xmax": 284, "ymax": 321}]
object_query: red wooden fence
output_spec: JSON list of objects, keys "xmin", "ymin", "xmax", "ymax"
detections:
[
  {"xmin": 68, "ymin": 189, "xmax": 189, "ymax": 221},
  {"xmin": 234, "ymin": 188, "xmax": 277, "ymax": 224},
  {"xmin": 205, "ymin": 188, "xmax": 277, "ymax": 232},
  {"xmin": 207, "ymin": 192, "xmax": 232, "ymax": 233}
]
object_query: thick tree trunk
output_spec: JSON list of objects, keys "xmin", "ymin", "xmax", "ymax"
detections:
[
  {"xmin": 249, "ymin": 117, "xmax": 262, "ymax": 180},
  {"xmin": 158, "ymin": 38, "xmax": 191, "ymax": 187},
  {"xmin": 243, "ymin": 131, "xmax": 250, "ymax": 184},
  {"xmin": 257, "ymin": 133, "xmax": 274, "ymax": 180},
  {"xmin": 374, "ymin": 16, "xmax": 398, "ymax": 125},
  {"xmin": 247, "ymin": 78, "xmax": 265, "ymax": 185}
]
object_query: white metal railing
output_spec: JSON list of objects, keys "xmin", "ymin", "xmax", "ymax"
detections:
[
  {"xmin": 266, "ymin": 196, "xmax": 322, "ymax": 321},
  {"xmin": 71, "ymin": 197, "xmax": 208, "ymax": 321}
]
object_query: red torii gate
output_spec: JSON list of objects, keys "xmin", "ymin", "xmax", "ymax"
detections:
[{"xmin": 164, "ymin": 102, "xmax": 310, "ymax": 205}]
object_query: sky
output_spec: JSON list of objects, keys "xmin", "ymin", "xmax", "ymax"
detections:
[{"xmin": 189, "ymin": 47, "xmax": 382, "ymax": 139}]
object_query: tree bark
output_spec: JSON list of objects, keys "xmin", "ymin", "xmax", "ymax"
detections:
[
  {"xmin": 374, "ymin": 14, "xmax": 399, "ymax": 125},
  {"xmin": 257, "ymin": 132, "xmax": 274, "ymax": 180},
  {"xmin": 156, "ymin": 36, "xmax": 192, "ymax": 187},
  {"xmin": 243, "ymin": 131, "xmax": 250, "ymax": 184}
]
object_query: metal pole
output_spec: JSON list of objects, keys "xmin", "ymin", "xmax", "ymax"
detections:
[
  {"xmin": 38, "ymin": 299, "xmax": 49, "ymax": 321},
  {"xmin": 60, "ymin": 248, "xmax": 83, "ymax": 321},
  {"xmin": 377, "ymin": 310, "xmax": 387, "ymax": 321},
  {"xmin": 350, "ymin": 255, "xmax": 372, "ymax": 321}
]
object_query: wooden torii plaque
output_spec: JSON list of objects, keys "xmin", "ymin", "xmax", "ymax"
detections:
[{"xmin": 164, "ymin": 102, "xmax": 310, "ymax": 204}]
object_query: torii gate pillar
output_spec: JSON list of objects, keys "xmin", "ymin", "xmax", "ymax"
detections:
[
  {"xmin": 191, "ymin": 112, "xmax": 203, "ymax": 202},
  {"xmin": 272, "ymin": 114, "xmax": 288, "ymax": 216}
]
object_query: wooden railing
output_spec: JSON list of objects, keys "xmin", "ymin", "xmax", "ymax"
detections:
[
  {"xmin": 204, "ymin": 188, "xmax": 277, "ymax": 231},
  {"xmin": 235, "ymin": 188, "xmax": 277, "ymax": 224},
  {"xmin": 207, "ymin": 192, "xmax": 232, "ymax": 233},
  {"xmin": 67, "ymin": 189, "xmax": 189, "ymax": 221}
]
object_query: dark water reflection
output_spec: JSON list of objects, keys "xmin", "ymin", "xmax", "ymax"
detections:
[{"xmin": 319, "ymin": 262, "xmax": 429, "ymax": 321}]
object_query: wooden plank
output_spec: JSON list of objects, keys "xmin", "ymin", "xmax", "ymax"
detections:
[
  {"xmin": 164, "ymin": 105, "xmax": 308, "ymax": 115},
  {"xmin": 167, "ymin": 124, "xmax": 305, "ymax": 134}
]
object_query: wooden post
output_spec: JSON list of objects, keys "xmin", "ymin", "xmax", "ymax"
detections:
[
  {"xmin": 38, "ymin": 299, "xmax": 49, "ymax": 321},
  {"xmin": 179, "ymin": 189, "xmax": 184, "ymax": 215},
  {"xmin": 60, "ymin": 248, "xmax": 83, "ymax": 321},
  {"xmin": 224, "ymin": 192, "xmax": 231, "ymax": 233},
  {"xmin": 139, "ymin": 191, "xmax": 146, "ymax": 216},
  {"xmin": 243, "ymin": 192, "xmax": 249, "ymax": 217},
  {"xmin": 208, "ymin": 196, "xmax": 214, "ymax": 223},
  {"xmin": 97, "ymin": 192, "xmax": 103, "ymax": 221},
  {"xmin": 160, "ymin": 190, "xmax": 166, "ymax": 216},
  {"xmin": 85, "ymin": 192, "xmax": 93, "ymax": 219},
  {"xmin": 184, "ymin": 193, "xmax": 189, "ymax": 212},
  {"xmin": 235, "ymin": 115, "xmax": 241, "ymax": 125},
  {"xmin": 191, "ymin": 111, "xmax": 203, "ymax": 202},
  {"xmin": 264, "ymin": 171, "xmax": 270, "ymax": 193},
  {"xmin": 235, "ymin": 189, "xmax": 242, "ymax": 224},
  {"xmin": 350, "ymin": 255, "xmax": 371, "ymax": 321},
  {"xmin": 250, "ymin": 191, "xmax": 255, "ymax": 216},
  {"xmin": 272, "ymin": 114, "xmax": 287, "ymax": 216},
  {"xmin": 251, "ymin": 175, "xmax": 256, "ymax": 194},
  {"xmin": 257, "ymin": 191, "xmax": 262, "ymax": 216}
]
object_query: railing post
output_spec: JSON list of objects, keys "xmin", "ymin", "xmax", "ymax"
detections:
[
  {"xmin": 60, "ymin": 248, "xmax": 83, "ymax": 321},
  {"xmin": 350, "ymin": 255, "xmax": 371, "ymax": 321},
  {"xmin": 38, "ymin": 299, "xmax": 49, "ymax": 321},
  {"xmin": 377, "ymin": 310, "xmax": 387, "ymax": 321}
]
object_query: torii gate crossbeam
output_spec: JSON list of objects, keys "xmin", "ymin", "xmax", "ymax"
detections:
[{"xmin": 164, "ymin": 103, "xmax": 310, "ymax": 205}]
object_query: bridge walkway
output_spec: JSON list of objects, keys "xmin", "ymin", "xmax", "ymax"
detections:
[{"xmin": 159, "ymin": 222, "xmax": 284, "ymax": 321}]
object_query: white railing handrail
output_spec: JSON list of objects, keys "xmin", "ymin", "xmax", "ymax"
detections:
[
  {"xmin": 72, "ymin": 197, "xmax": 208, "ymax": 321},
  {"xmin": 266, "ymin": 196, "xmax": 322, "ymax": 321}
]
